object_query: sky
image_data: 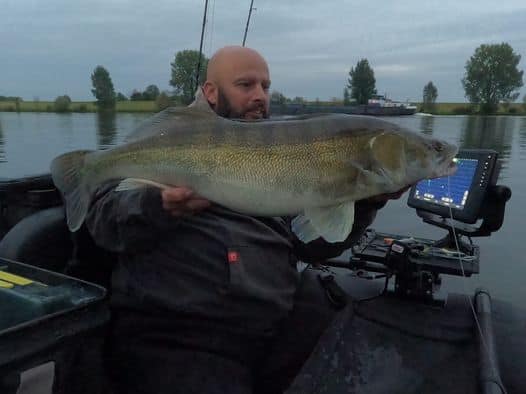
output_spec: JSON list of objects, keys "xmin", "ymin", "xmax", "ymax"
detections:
[{"xmin": 2, "ymin": 0, "xmax": 526, "ymax": 102}]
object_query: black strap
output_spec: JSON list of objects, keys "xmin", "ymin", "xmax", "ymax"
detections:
[{"xmin": 317, "ymin": 274, "xmax": 349, "ymax": 310}]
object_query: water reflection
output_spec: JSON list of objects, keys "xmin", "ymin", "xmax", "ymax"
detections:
[
  {"xmin": 419, "ymin": 116, "xmax": 434, "ymax": 135},
  {"xmin": 0, "ymin": 119, "xmax": 5, "ymax": 163},
  {"xmin": 459, "ymin": 116, "xmax": 514, "ymax": 178},
  {"xmin": 55, "ymin": 113, "xmax": 75, "ymax": 151},
  {"xmin": 519, "ymin": 118, "xmax": 526, "ymax": 160},
  {"xmin": 97, "ymin": 111, "xmax": 117, "ymax": 149},
  {"xmin": 56, "ymin": 112, "xmax": 74, "ymax": 130}
]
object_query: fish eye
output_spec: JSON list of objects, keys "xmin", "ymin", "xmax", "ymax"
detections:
[{"xmin": 432, "ymin": 141, "xmax": 444, "ymax": 152}]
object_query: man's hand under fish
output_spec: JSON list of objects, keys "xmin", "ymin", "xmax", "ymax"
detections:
[
  {"xmin": 160, "ymin": 185, "xmax": 411, "ymax": 218},
  {"xmin": 161, "ymin": 186, "xmax": 211, "ymax": 217}
]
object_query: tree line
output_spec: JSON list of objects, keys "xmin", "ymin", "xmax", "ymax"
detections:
[
  {"xmin": 89, "ymin": 49, "xmax": 206, "ymax": 111},
  {"xmin": 0, "ymin": 49, "xmax": 208, "ymax": 113},
  {"xmin": 2, "ymin": 43, "xmax": 524, "ymax": 114},
  {"xmin": 345, "ymin": 42, "xmax": 524, "ymax": 114}
]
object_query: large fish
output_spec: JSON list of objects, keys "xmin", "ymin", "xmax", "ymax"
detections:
[{"xmin": 51, "ymin": 102, "xmax": 457, "ymax": 243}]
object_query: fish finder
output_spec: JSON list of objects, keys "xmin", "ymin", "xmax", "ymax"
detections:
[
  {"xmin": 407, "ymin": 149, "xmax": 499, "ymax": 224},
  {"xmin": 405, "ymin": 148, "xmax": 512, "ymax": 254},
  {"xmin": 341, "ymin": 148, "xmax": 511, "ymax": 303}
]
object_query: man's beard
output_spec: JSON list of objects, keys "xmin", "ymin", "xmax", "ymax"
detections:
[{"xmin": 214, "ymin": 89, "xmax": 269, "ymax": 119}]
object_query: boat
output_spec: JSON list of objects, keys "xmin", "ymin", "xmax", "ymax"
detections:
[
  {"xmin": 0, "ymin": 148, "xmax": 525, "ymax": 393},
  {"xmin": 270, "ymin": 95, "xmax": 417, "ymax": 117},
  {"xmin": 353, "ymin": 94, "xmax": 418, "ymax": 116}
]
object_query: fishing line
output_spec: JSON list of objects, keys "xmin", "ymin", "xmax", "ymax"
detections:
[
  {"xmin": 206, "ymin": 0, "xmax": 216, "ymax": 57},
  {"xmin": 446, "ymin": 175, "xmax": 507, "ymax": 393},
  {"xmin": 445, "ymin": 176, "xmax": 483, "ymax": 338}
]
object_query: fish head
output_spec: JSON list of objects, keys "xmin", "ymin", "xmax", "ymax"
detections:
[
  {"xmin": 369, "ymin": 130, "xmax": 458, "ymax": 191},
  {"xmin": 399, "ymin": 132, "xmax": 458, "ymax": 185}
]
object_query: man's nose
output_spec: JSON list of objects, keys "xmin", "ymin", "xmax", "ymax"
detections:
[{"xmin": 252, "ymin": 84, "xmax": 267, "ymax": 102}]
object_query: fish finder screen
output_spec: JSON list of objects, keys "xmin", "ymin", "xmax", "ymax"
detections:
[{"xmin": 412, "ymin": 158, "xmax": 478, "ymax": 210}]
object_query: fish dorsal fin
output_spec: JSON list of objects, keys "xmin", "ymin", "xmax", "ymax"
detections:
[
  {"xmin": 124, "ymin": 90, "xmax": 217, "ymax": 143},
  {"xmin": 291, "ymin": 202, "xmax": 355, "ymax": 243}
]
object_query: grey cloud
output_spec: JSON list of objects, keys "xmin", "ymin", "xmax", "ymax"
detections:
[{"xmin": 1, "ymin": 1, "xmax": 525, "ymax": 102}]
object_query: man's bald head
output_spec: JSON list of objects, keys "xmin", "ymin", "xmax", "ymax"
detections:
[
  {"xmin": 202, "ymin": 46, "xmax": 271, "ymax": 119},
  {"xmin": 206, "ymin": 46, "xmax": 268, "ymax": 82}
]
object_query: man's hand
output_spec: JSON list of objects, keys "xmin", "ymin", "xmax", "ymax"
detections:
[{"xmin": 161, "ymin": 186, "xmax": 211, "ymax": 217}]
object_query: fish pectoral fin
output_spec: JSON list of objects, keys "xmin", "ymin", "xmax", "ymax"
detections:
[
  {"xmin": 115, "ymin": 178, "xmax": 171, "ymax": 192},
  {"xmin": 292, "ymin": 202, "xmax": 355, "ymax": 244}
]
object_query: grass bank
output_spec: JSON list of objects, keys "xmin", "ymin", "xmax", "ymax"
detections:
[
  {"xmin": 0, "ymin": 100, "xmax": 158, "ymax": 113},
  {"xmin": 415, "ymin": 102, "xmax": 525, "ymax": 115},
  {"xmin": 310, "ymin": 100, "xmax": 526, "ymax": 115},
  {"xmin": 1, "ymin": 100, "xmax": 525, "ymax": 115}
]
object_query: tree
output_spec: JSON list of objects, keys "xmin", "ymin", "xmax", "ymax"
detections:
[
  {"xmin": 116, "ymin": 92, "xmax": 128, "ymax": 101},
  {"xmin": 143, "ymin": 85, "xmax": 160, "ymax": 101},
  {"xmin": 462, "ymin": 43, "xmax": 524, "ymax": 114},
  {"xmin": 422, "ymin": 81, "xmax": 438, "ymax": 112},
  {"xmin": 347, "ymin": 59, "xmax": 376, "ymax": 105},
  {"xmin": 270, "ymin": 90, "xmax": 287, "ymax": 105},
  {"xmin": 292, "ymin": 96, "xmax": 305, "ymax": 104},
  {"xmin": 170, "ymin": 50, "xmax": 208, "ymax": 105},
  {"xmin": 130, "ymin": 90, "xmax": 144, "ymax": 101},
  {"xmin": 0, "ymin": 96, "xmax": 21, "ymax": 102},
  {"xmin": 91, "ymin": 65, "xmax": 116, "ymax": 110},
  {"xmin": 54, "ymin": 95, "xmax": 71, "ymax": 112},
  {"xmin": 343, "ymin": 88, "xmax": 351, "ymax": 106}
]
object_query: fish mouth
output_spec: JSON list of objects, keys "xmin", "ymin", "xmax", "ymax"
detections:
[
  {"xmin": 429, "ymin": 157, "xmax": 457, "ymax": 179},
  {"xmin": 430, "ymin": 156, "xmax": 458, "ymax": 179},
  {"xmin": 433, "ymin": 143, "xmax": 459, "ymax": 178},
  {"xmin": 445, "ymin": 159, "xmax": 458, "ymax": 176}
]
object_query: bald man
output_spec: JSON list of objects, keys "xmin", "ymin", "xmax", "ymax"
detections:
[
  {"xmin": 202, "ymin": 45, "xmax": 271, "ymax": 119},
  {"xmin": 86, "ymin": 46, "xmax": 389, "ymax": 394}
]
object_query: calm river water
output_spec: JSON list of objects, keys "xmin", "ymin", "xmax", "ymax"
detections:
[{"xmin": 0, "ymin": 111, "xmax": 524, "ymax": 306}]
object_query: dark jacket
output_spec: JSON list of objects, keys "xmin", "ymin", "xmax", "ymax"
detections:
[{"xmin": 86, "ymin": 183, "xmax": 381, "ymax": 334}]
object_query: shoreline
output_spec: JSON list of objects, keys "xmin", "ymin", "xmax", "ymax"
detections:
[{"xmin": 0, "ymin": 100, "xmax": 525, "ymax": 116}]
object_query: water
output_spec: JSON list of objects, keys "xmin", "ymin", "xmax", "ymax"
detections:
[
  {"xmin": 0, "ymin": 112, "xmax": 150, "ymax": 178},
  {"xmin": 0, "ymin": 112, "xmax": 524, "ymax": 306}
]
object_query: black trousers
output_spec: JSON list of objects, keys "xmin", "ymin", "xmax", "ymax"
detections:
[{"xmin": 107, "ymin": 268, "xmax": 339, "ymax": 394}]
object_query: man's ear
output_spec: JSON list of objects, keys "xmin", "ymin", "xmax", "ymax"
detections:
[{"xmin": 202, "ymin": 81, "xmax": 218, "ymax": 106}]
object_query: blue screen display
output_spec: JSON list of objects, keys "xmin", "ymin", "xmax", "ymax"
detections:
[{"xmin": 413, "ymin": 158, "xmax": 478, "ymax": 209}]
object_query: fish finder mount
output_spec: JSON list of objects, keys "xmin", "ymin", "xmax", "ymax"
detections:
[{"xmin": 341, "ymin": 149, "xmax": 511, "ymax": 303}]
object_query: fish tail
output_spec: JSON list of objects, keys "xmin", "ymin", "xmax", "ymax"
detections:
[{"xmin": 50, "ymin": 150, "xmax": 93, "ymax": 232}]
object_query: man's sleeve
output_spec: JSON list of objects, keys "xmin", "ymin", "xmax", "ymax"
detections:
[
  {"xmin": 292, "ymin": 200, "xmax": 385, "ymax": 264},
  {"xmin": 85, "ymin": 182, "xmax": 169, "ymax": 254}
]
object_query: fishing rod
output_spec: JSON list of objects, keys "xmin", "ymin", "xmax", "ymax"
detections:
[
  {"xmin": 242, "ymin": 0, "xmax": 255, "ymax": 46},
  {"xmin": 195, "ymin": 0, "xmax": 209, "ymax": 95}
]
